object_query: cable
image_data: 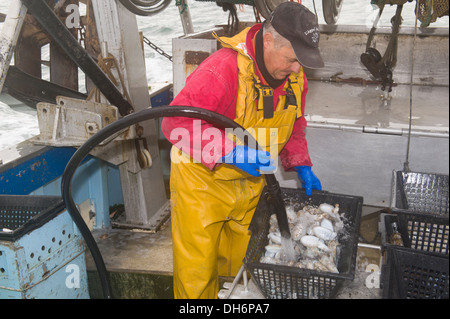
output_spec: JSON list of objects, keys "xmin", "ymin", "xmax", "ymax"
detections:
[
  {"xmin": 404, "ymin": 0, "xmax": 420, "ymax": 173},
  {"xmin": 61, "ymin": 105, "xmax": 289, "ymax": 299}
]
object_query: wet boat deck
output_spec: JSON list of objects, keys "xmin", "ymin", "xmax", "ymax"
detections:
[{"xmin": 305, "ymin": 81, "xmax": 448, "ymax": 133}]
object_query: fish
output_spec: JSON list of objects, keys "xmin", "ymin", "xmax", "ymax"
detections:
[{"xmin": 260, "ymin": 202, "xmax": 343, "ymax": 274}]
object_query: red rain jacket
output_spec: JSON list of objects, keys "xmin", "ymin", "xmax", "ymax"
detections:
[{"xmin": 162, "ymin": 24, "xmax": 313, "ymax": 171}]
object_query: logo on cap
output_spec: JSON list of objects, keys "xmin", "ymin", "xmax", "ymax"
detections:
[{"xmin": 305, "ymin": 27, "xmax": 320, "ymax": 44}]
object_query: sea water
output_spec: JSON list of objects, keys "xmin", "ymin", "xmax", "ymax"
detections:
[{"xmin": 0, "ymin": 0, "xmax": 448, "ymax": 151}]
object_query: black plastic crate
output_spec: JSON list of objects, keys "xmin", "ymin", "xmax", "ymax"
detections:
[
  {"xmin": 383, "ymin": 213, "xmax": 449, "ymax": 256},
  {"xmin": 392, "ymin": 171, "xmax": 449, "ymax": 215},
  {"xmin": 0, "ymin": 195, "xmax": 65, "ymax": 241},
  {"xmin": 244, "ymin": 188, "xmax": 363, "ymax": 299},
  {"xmin": 382, "ymin": 246, "xmax": 449, "ymax": 299}
]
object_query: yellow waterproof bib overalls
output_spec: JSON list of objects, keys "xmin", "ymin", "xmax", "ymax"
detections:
[{"xmin": 170, "ymin": 27, "xmax": 305, "ymax": 299}]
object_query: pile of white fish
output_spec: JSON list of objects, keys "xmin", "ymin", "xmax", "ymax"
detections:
[{"xmin": 260, "ymin": 203, "xmax": 344, "ymax": 273}]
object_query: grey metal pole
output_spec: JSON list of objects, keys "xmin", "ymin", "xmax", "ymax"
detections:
[{"xmin": 177, "ymin": 0, "xmax": 194, "ymax": 35}]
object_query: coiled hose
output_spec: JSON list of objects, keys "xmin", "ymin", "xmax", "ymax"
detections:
[{"xmin": 61, "ymin": 105, "xmax": 290, "ymax": 299}]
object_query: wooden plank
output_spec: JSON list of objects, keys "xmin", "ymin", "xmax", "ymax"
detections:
[
  {"xmin": 49, "ymin": 0, "xmax": 79, "ymax": 91},
  {"xmin": 14, "ymin": 26, "xmax": 42, "ymax": 78}
]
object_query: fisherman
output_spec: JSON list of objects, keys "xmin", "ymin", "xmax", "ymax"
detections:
[{"xmin": 161, "ymin": 2, "xmax": 323, "ymax": 299}]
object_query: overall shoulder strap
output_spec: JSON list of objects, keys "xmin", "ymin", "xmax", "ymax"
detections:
[
  {"xmin": 284, "ymin": 76, "xmax": 303, "ymax": 118},
  {"xmin": 253, "ymin": 77, "xmax": 274, "ymax": 119}
]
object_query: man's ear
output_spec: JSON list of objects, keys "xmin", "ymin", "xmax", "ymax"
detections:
[{"xmin": 263, "ymin": 31, "xmax": 274, "ymax": 50}]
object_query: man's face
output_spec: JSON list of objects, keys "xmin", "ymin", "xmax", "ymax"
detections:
[{"xmin": 263, "ymin": 32, "xmax": 302, "ymax": 80}]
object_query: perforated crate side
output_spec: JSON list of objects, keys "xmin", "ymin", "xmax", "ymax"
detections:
[
  {"xmin": 398, "ymin": 212, "xmax": 449, "ymax": 256},
  {"xmin": 245, "ymin": 188, "xmax": 363, "ymax": 299},
  {"xmin": 392, "ymin": 171, "xmax": 449, "ymax": 215},
  {"xmin": 247, "ymin": 261, "xmax": 343, "ymax": 299},
  {"xmin": 0, "ymin": 195, "xmax": 65, "ymax": 241},
  {"xmin": 0, "ymin": 198, "xmax": 89, "ymax": 299},
  {"xmin": 383, "ymin": 213, "xmax": 449, "ymax": 256},
  {"xmin": 382, "ymin": 247, "xmax": 449, "ymax": 299}
]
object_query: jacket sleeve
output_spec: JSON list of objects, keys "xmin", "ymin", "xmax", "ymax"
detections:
[
  {"xmin": 279, "ymin": 73, "xmax": 313, "ymax": 170},
  {"xmin": 161, "ymin": 49, "xmax": 238, "ymax": 170}
]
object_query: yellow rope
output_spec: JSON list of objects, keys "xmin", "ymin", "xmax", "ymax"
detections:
[{"xmin": 86, "ymin": 53, "xmax": 132, "ymax": 105}]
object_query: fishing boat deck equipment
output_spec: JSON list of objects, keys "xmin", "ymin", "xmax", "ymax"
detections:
[{"xmin": 0, "ymin": 0, "xmax": 448, "ymax": 299}]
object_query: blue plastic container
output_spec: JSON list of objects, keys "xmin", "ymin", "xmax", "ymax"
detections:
[{"xmin": 0, "ymin": 195, "xmax": 89, "ymax": 299}]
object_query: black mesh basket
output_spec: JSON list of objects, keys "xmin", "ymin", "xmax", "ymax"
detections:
[
  {"xmin": 382, "ymin": 246, "xmax": 449, "ymax": 299},
  {"xmin": 0, "ymin": 195, "xmax": 65, "ymax": 241},
  {"xmin": 391, "ymin": 171, "xmax": 449, "ymax": 215},
  {"xmin": 244, "ymin": 188, "xmax": 363, "ymax": 299},
  {"xmin": 383, "ymin": 213, "xmax": 449, "ymax": 256}
]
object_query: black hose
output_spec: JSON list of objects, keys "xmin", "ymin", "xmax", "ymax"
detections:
[{"xmin": 61, "ymin": 105, "xmax": 290, "ymax": 299}]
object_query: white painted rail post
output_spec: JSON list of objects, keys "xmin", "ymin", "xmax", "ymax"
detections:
[
  {"xmin": 0, "ymin": 0, "xmax": 27, "ymax": 92},
  {"xmin": 91, "ymin": 0, "xmax": 168, "ymax": 228}
]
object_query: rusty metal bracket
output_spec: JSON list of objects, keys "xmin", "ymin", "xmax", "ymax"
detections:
[
  {"xmin": 185, "ymin": 50, "xmax": 210, "ymax": 65},
  {"xmin": 34, "ymin": 96, "xmax": 132, "ymax": 147}
]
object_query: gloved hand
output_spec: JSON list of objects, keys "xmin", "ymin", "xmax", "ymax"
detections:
[
  {"xmin": 220, "ymin": 145, "xmax": 276, "ymax": 177},
  {"xmin": 294, "ymin": 166, "xmax": 322, "ymax": 196}
]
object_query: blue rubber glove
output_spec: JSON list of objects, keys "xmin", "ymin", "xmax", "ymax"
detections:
[
  {"xmin": 294, "ymin": 166, "xmax": 322, "ymax": 196},
  {"xmin": 220, "ymin": 145, "xmax": 276, "ymax": 177}
]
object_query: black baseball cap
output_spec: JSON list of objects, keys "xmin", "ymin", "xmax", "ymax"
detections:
[{"xmin": 270, "ymin": 2, "xmax": 324, "ymax": 69}]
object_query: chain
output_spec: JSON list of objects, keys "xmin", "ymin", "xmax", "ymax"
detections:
[{"xmin": 142, "ymin": 36, "xmax": 173, "ymax": 62}]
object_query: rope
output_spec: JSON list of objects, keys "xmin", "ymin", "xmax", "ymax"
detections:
[
  {"xmin": 380, "ymin": 5, "xmax": 403, "ymax": 70},
  {"xmin": 312, "ymin": 0, "xmax": 318, "ymax": 20},
  {"xmin": 403, "ymin": 0, "xmax": 421, "ymax": 172},
  {"xmin": 363, "ymin": 4, "xmax": 403, "ymax": 92},
  {"xmin": 253, "ymin": 5, "xmax": 262, "ymax": 23},
  {"xmin": 366, "ymin": 4, "xmax": 385, "ymax": 51},
  {"xmin": 217, "ymin": 2, "xmax": 240, "ymax": 35},
  {"xmin": 86, "ymin": 53, "xmax": 132, "ymax": 105},
  {"xmin": 176, "ymin": 0, "xmax": 188, "ymax": 14}
]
